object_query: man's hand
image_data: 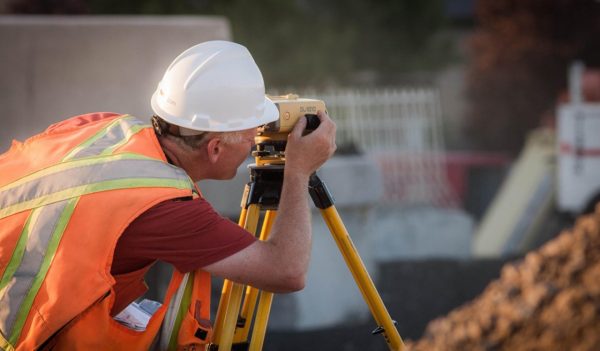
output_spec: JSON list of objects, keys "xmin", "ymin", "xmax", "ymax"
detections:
[{"xmin": 284, "ymin": 110, "xmax": 337, "ymax": 178}]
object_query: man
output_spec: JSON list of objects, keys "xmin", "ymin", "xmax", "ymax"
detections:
[{"xmin": 0, "ymin": 41, "xmax": 336, "ymax": 350}]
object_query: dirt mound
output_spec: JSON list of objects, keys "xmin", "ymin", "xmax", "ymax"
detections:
[{"xmin": 406, "ymin": 211, "xmax": 600, "ymax": 351}]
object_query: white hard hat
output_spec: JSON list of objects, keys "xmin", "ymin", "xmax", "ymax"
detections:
[{"xmin": 151, "ymin": 40, "xmax": 279, "ymax": 133}]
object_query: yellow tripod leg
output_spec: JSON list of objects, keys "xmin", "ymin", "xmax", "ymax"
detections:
[
  {"xmin": 249, "ymin": 290, "xmax": 274, "ymax": 351},
  {"xmin": 215, "ymin": 283, "xmax": 245, "ymax": 350},
  {"xmin": 212, "ymin": 207, "xmax": 249, "ymax": 341},
  {"xmin": 213, "ymin": 205, "xmax": 261, "ymax": 350},
  {"xmin": 320, "ymin": 206, "xmax": 405, "ymax": 351},
  {"xmin": 234, "ymin": 210, "xmax": 278, "ymax": 344},
  {"xmin": 212, "ymin": 279, "xmax": 232, "ymax": 342},
  {"xmin": 241, "ymin": 210, "xmax": 277, "ymax": 349},
  {"xmin": 212, "ymin": 206, "xmax": 248, "ymax": 342},
  {"xmin": 234, "ymin": 286, "xmax": 259, "ymax": 340}
]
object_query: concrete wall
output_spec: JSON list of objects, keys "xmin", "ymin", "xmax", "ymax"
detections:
[
  {"xmin": 0, "ymin": 15, "xmax": 230, "ymax": 152},
  {"xmin": 199, "ymin": 155, "xmax": 385, "ymax": 217}
]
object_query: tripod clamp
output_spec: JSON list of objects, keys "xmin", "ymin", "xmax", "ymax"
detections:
[
  {"xmin": 308, "ymin": 173, "xmax": 334, "ymax": 209},
  {"xmin": 242, "ymin": 164, "xmax": 334, "ymax": 210},
  {"xmin": 372, "ymin": 320, "xmax": 398, "ymax": 335}
]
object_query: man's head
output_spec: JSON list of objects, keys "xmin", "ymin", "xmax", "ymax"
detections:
[
  {"xmin": 150, "ymin": 41, "xmax": 278, "ymax": 181},
  {"xmin": 151, "ymin": 115, "xmax": 256, "ymax": 181}
]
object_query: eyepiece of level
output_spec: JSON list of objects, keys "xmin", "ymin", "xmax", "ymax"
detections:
[{"xmin": 305, "ymin": 114, "xmax": 320, "ymax": 131}]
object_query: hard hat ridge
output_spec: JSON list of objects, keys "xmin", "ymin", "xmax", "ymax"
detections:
[{"xmin": 182, "ymin": 51, "xmax": 222, "ymax": 91}]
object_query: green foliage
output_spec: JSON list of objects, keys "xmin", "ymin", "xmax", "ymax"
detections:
[
  {"xmin": 211, "ymin": 0, "xmax": 357, "ymax": 87},
  {"xmin": 7, "ymin": 0, "xmax": 455, "ymax": 88},
  {"xmin": 220, "ymin": 0, "xmax": 453, "ymax": 87},
  {"xmin": 349, "ymin": 0, "xmax": 450, "ymax": 74}
]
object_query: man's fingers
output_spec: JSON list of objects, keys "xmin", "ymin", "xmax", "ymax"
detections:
[
  {"xmin": 315, "ymin": 110, "xmax": 335, "ymax": 132},
  {"xmin": 290, "ymin": 115, "xmax": 307, "ymax": 139},
  {"xmin": 316, "ymin": 110, "xmax": 329, "ymax": 124}
]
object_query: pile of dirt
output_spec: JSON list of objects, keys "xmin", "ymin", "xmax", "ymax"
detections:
[{"xmin": 406, "ymin": 211, "xmax": 600, "ymax": 351}]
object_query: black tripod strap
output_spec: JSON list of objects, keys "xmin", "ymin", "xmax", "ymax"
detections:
[{"xmin": 308, "ymin": 174, "xmax": 334, "ymax": 209}]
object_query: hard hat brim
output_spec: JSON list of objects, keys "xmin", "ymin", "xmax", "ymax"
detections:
[
  {"xmin": 151, "ymin": 93, "xmax": 279, "ymax": 132},
  {"xmin": 261, "ymin": 96, "xmax": 280, "ymax": 127}
]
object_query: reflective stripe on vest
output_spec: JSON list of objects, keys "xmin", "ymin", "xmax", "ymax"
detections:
[
  {"xmin": 62, "ymin": 115, "xmax": 149, "ymax": 161},
  {"xmin": 161, "ymin": 269, "xmax": 212, "ymax": 350},
  {"xmin": 161, "ymin": 272, "xmax": 192, "ymax": 350},
  {"xmin": 0, "ymin": 198, "xmax": 78, "ymax": 345},
  {"xmin": 0, "ymin": 153, "xmax": 193, "ymax": 220},
  {"xmin": 0, "ymin": 115, "xmax": 195, "ymax": 348}
]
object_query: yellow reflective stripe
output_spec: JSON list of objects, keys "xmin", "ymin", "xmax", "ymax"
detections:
[
  {"xmin": 61, "ymin": 115, "xmax": 149, "ymax": 161},
  {"xmin": 0, "ymin": 209, "xmax": 41, "ymax": 292},
  {"xmin": 0, "ymin": 153, "xmax": 153, "ymax": 196},
  {"xmin": 98, "ymin": 124, "xmax": 147, "ymax": 156},
  {"xmin": 62, "ymin": 115, "xmax": 134, "ymax": 161},
  {"xmin": 0, "ymin": 177, "xmax": 192, "ymax": 220},
  {"xmin": 8, "ymin": 197, "xmax": 79, "ymax": 345},
  {"xmin": 0, "ymin": 332, "xmax": 15, "ymax": 351}
]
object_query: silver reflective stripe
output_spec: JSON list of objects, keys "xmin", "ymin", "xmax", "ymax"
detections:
[
  {"xmin": 161, "ymin": 273, "xmax": 191, "ymax": 351},
  {"xmin": 63, "ymin": 116, "xmax": 149, "ymax": 161},
  {"xmin": 0, "ymin": 156, "xmax": 191, "ymax": 218},
  {"xmin": 0, "ymin": 200, "xmax": 70, "ymax": 340}
]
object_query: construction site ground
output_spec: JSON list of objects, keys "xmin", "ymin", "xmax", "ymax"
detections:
[
  {"xmin": 263, "ymin": 258, "xmax": 513, "ymax": 350},
  {"xmin": 263, "ymin": 210, "xmax": 600, "ymax": 350}
]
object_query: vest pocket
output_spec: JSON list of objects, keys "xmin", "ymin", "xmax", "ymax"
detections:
[
  {"xmin": 52, "ymin": 291, "xmax": 167, "ymax": 350},
  {"xmin": 176, "ymin": 308, "xmax": 212, "ymax": 350}
]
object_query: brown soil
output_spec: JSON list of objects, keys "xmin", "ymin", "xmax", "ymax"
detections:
[{"xmin": 406, "ymin": 210, "xmax": 600, "ymax": 351}]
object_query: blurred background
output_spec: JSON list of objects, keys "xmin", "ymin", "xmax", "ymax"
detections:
[{"xmin": 1, "ymin": 0, "xmax": 600, "ymax": 349}]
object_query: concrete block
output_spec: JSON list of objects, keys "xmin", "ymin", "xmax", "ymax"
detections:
[
  {"xmin": 278, "ymin": 205, "xmax": 380, "ymax": 329},
  {"xmin": 266, "ymin": 205, "xmax": 475, "ymax": 331},
  {"xmin": 372, "ymin": 205, "xmax": 474, "ymax": 261},
  {"xmin": 199, "ymin": 155, "xmax": 384, "ymax": 218},
  {"xmin": 315, "ymin": 155, "xmax": 384, "ymax": 207}
]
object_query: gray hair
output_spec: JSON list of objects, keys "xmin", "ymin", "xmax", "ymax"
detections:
[{"xmin": 152, "ymin": 115, "xmax": 244, "ymax": 150}]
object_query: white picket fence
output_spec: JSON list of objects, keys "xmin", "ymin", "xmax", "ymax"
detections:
[{"xmin": 295, "ymin": 88, "xmax": 457, "ymax": 206}]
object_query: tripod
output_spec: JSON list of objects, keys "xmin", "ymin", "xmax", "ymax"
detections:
[{"xmin": 208, "ymin": 162, "xmax": 405, "ymax": 351}]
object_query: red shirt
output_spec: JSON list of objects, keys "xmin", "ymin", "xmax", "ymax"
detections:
[
  {"xmin": 112, "ymin": 197, "xmax": 255, "ymax": 274},
  {"xmin": 110, "ymin": 197, "xmax": 256, "ymax": 314}
]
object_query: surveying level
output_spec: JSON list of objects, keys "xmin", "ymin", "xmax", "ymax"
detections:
[
  {"xmin": 253, "ymin": 94, "xmax": 324, "ymax": 166},
  {"xmin": 263, "ymin": 94, "xmax": 325, "ymax": 133},
  {"xmin": 209, "ymin": 95, "xmax": 405, "ymax": 351}
]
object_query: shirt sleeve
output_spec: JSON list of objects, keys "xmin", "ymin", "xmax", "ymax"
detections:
[{"xmin": 111, "ymin": 197, "xmax": 257, "ymax": 274}]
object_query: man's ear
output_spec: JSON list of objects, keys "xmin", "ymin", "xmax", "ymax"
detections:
[{"xmin": 206, "ymin": 137, "xmax": 223, "ymax": 164}]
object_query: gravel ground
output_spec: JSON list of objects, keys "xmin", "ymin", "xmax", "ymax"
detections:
[{"xmin": 406, "ymin": 209, "xmax": 600, "ymax": 351}]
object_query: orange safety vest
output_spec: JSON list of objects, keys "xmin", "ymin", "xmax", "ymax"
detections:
[{"xmin": 0, "ymin": 113, "xmax": 212, "ymax": 350}]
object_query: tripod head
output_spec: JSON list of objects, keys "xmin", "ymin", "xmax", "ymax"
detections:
[{"xmin": 252, "ymin": 94, "xmax": 325, "ymax": 166}]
